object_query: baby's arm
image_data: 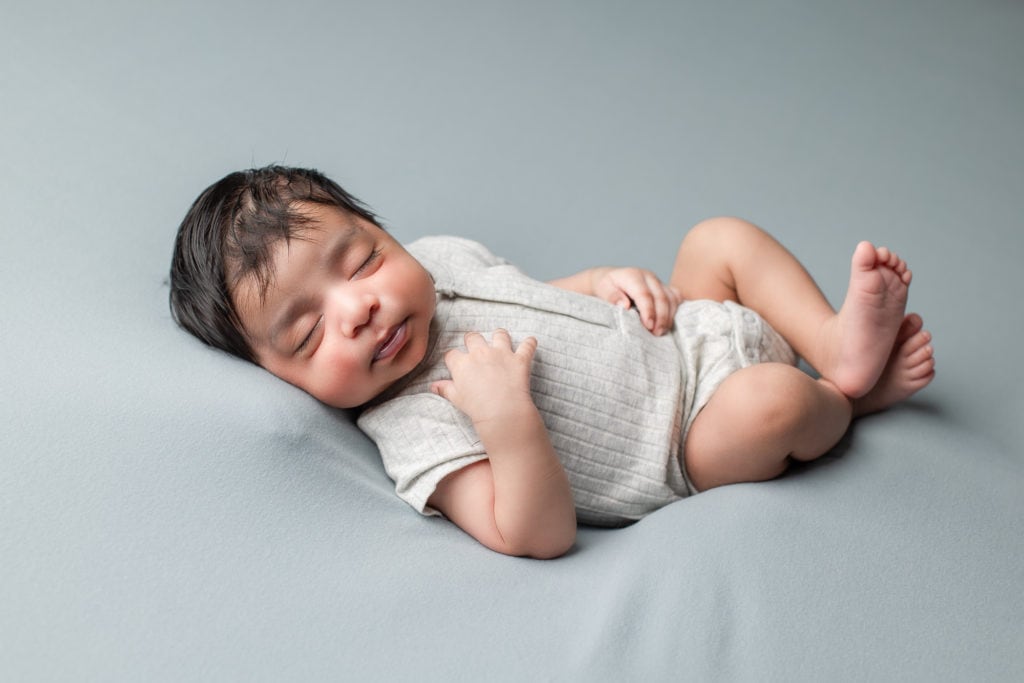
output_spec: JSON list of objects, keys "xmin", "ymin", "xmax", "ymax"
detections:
[
  {"xmin": 428, "ymin": 330, "xmax": 576, "ymax": 559},
  {"xmin": 549, "ymin": 267, "xmax": 680, "ymax": 336}
]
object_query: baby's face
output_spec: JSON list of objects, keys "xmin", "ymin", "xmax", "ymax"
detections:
[{"xmin": 233, "ymin": 203, "xmax": 436, "ymax": 408}]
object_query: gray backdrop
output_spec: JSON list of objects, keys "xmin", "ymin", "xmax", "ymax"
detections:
[{"xmin": 3, "ymin": 1, "xmax": 1022, "ymax": 680}]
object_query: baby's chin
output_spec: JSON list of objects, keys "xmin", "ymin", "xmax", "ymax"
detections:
[{"xmin": 340, "ymin": 351, "xmax": 430, "ymax": 410}]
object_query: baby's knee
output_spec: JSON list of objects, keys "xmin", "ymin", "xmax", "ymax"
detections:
[
  {"xmin": 681, "ymin": 216, "xmax": 766, "ymax": 262},
  {"xmin": 733, "ymin": 363, "xmax": 815, "ymax": 434},
  {"xmin": 687, "ymin": 215, "xmax": 761, "ymax": 244}
]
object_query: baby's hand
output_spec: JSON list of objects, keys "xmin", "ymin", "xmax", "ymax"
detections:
[
  {"xmin": 592, "ymin": 267, "xmax": 680, "ymax": 335},
  {"xmin": 431, "ymin": 329, "xmax": 538, "ymax": 425}
]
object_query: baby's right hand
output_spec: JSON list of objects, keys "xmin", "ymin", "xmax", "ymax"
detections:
[{"xmin": 431, "ymin": 329, "xmax": 538, "ymax": 425}]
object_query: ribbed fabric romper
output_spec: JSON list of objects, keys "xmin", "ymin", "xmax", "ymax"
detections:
[{"xmin": 357, "ymin": 236, "xmax": 795, "ymax": 527}]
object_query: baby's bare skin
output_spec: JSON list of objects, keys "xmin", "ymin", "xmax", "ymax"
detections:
[
  {"xmin": 818, "ymin": 242, "xmax": 916, "ymax": 399},
  {"xmin": 675, "ymin": 219, "xmax": 935, "ymax": 492},
  {"xmin": 854, "ymin": 313, "xmax": 935, "ymax": 416}
]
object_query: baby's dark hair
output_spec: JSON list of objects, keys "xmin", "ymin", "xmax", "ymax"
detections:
[{"xmin": 169, "ymin": 165, "xmax": 380, "ymax": 363}]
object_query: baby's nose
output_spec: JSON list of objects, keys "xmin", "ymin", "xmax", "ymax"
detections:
[{"xmin": 338, "ymin": 294, "xmax": 379, "ymax": 337}]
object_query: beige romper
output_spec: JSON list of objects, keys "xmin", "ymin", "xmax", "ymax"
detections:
[{"xmin": 358, "ymin": 236, "xmax": 796, "ymax": 527}]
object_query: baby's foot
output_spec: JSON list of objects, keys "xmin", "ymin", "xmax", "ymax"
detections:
[
  {"xmin": 819, "ymin": 241, "xmax": 911, "ymax": 397},
  {"xmin": 854, "ymin": 314, "xmax": 936, "ymax": 415}
]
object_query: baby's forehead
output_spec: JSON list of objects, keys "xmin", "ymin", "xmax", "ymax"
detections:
[
  {"xmin": 228, "ymin": 204, "xmax": 343, "ymax": 294},
  {"xmin": 230, "ymin": 209, "xmax": 365, "ymax": 332},
  {"xmin": 229, "ymin": 227, "xmax": 318, "ymax": 306}
]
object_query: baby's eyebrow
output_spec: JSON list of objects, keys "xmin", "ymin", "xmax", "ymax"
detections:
[
  {"xmin": 322, "ymin": 222, "xmax": 362, "ymax": 272},
  {"xmin": 266, "ymin": 222, "xmax": 361, "ymax": 348},
  {"xmin": 267, "ymin": 295, "xmax": 316, "ymax": 348}
]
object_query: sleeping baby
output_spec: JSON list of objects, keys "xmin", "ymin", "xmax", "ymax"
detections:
[{"xmin": 169, "ymin": 165, "xmax": 934, "ymax": 558}]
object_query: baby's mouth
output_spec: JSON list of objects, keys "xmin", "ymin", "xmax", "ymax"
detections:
[{"xmin": 372, "ymin": 319, "xmax": 409, "ymax": 363}]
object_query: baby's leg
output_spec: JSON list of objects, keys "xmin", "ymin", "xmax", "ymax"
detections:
[
  {"xmin": 670, "ymin": 217, "xmax": 911, "ymax": 398},
  {"xmin": 684, "ymin": 363, "xmax": 852, "ymax": 491}
]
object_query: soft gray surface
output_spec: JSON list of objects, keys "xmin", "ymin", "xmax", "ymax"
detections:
[{"xmin": 2, "ymin": 1, "xmax": 1022, "ymax": 680}]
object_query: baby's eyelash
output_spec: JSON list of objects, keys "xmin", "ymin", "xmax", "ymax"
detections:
[
  {"xmin": 354, "ymin": 248, "xmax": 382, "ymax": 275},
  {"xmin": 296, "ymin": 317, "xmax": 323, "ymax": 353}
]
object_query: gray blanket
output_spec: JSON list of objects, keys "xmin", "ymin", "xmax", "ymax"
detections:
[{"xmin": 3, "ymin": 1, "xmax": 1022, "ymax": 680}]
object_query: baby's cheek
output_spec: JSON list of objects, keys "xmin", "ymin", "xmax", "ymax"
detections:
[{"xmin": 312, "ymin": 359, "xmax": 368, "ymax": 408}]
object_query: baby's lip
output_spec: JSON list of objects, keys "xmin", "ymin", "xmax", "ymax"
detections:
[{"xmin": 372, "ymin": 319, "xmax": 408, "ymax": 363}]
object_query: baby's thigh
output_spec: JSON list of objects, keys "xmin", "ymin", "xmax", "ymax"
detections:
[
  {"xmin": 683, "ymin": 363, "xmax": 812, "ymax": 491},
  {"xmin": 669, "ymin": 217, "xmax": 766, "ymax": 302}
]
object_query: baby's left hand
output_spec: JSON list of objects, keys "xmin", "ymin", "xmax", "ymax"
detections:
[{"xmin": 591, "ymin": 267, "xmax": 680, "ymax": 336}]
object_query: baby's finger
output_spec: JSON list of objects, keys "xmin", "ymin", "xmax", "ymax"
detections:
[
  {"xmin": 490, "ymin": 328, "xmax": 512, "ymax": 348},
  {"xmin": 621, "ymin": 278, "xmax": 656, "ymax": 330},
  {"xmin": 666, "ymin": 284, "xmax": 682, "ymax": 325},
  {"xmin": 644, "ymin": 274, "xmax": 674, "ymax": 335},
  {"xmin": 442, "ymin": 346, "xmax": 467, "ymax": 372},
  {"xmin": 640, "ymin": 273, "xmax": 665, "ymax": 330},
  {"xmin": 430, "ymin": 379, "xmax": 457, "ymax": 402},
  {"xmin": 515, "ymin": 335, "xmax": 538, "ymax": 359},
  {"xmin": 463, "ymin": 331, "xmax": 487, "ymax": 349}
]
